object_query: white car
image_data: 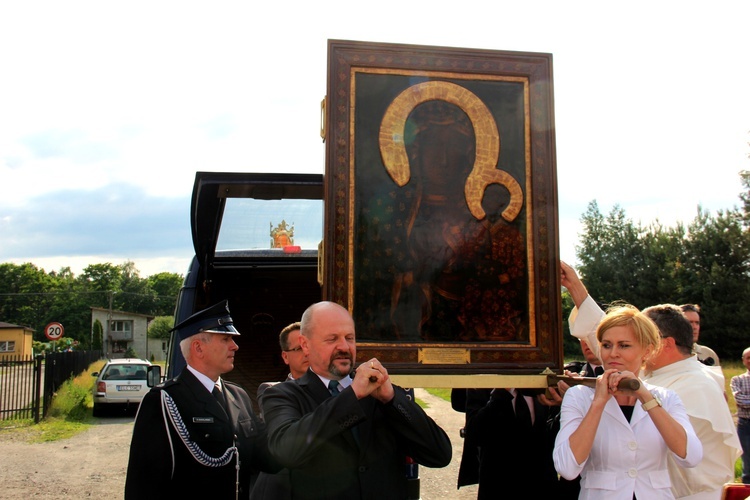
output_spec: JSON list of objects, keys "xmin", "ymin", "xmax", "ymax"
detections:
[{"xmin": 92, "ymin": 358, "xmax": 152, "ymax": 417}]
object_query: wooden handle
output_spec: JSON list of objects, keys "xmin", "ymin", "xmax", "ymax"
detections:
[
  {"xmin": 618, "ymin": 378, "xmax": 640, "ymax": 391},
  {"xmin": 350, "ymin": 369, "xmax": 378, "ymax": 383},
  {"xmin": 548, "ymin": 374, "xmax": 640, "ymax": 391}
]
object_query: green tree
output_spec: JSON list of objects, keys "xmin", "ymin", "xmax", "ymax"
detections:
[
  {"xmin": 0, "ymin": 262, "xmax": 66, "ymax": 341},
  {"xmin": 574, "ymin": 171, "xmax": 750, "ymax": 361},
  {"xmin": 2, "ymin": 264, "xmax": 54, "ymax": 342},
  {"xmin": 148, "ymin": 316, "xmax": 174, "ymax": 339},
  {"xmin": 0, "ymin": 260, "xmax": 182, "ymax": 349},
  {"xmin": 739, "ymin": 170, "xmax": 750, "ymax": 227},
  {"xmin": 561, "ymin": 289, "xmax": 580, "ymax": 358},
  {"xmin": 45, "ymin": 266, "xmax": 94, "ymax": 347},
  {"xmin": 79, "ymin": 263, "xmax": 123, "ymax": 308},
  {"xmin": 117, "ymin": 261, "xmax": 156, "ymax": 315},
  {"xmin": 675, "ymin": 206, "xmax": 750, "ymax": 358},
  {"xmin": 148, "ymin": 272, "xmax": 183, "ymax": 315},
  {"xmin": 576, "ymin": 201, "xmax": 687, "ymax": 310},
  {"xmin": 92, "ymin": 319, "xmax": 103, "ymax": 350}
]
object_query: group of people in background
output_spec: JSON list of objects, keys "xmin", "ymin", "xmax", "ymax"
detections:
[{"xmin": 122, "ymin": 261, "xmax": 750, "ymax": 499}]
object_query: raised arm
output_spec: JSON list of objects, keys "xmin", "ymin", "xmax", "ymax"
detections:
[{"xmin": 561, "ymin": 261, "xmax": 604, "ymax": 362}]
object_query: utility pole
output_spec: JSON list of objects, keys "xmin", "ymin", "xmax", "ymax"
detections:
[{"xmin": 106, "ymin": 291, "xmax": 114, "ymax": 358}]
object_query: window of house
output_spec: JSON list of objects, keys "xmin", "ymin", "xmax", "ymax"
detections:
[
  {"xmin": 0, "ymin": 341, "xmax": 16, "ymax": 352},
  {"xmin": 111, "ymin": 321, "xmax": 132, "ymax": 333},
  {"xmin": 109, "ymin": 320, "xmax": 134, "ymax": 341}
]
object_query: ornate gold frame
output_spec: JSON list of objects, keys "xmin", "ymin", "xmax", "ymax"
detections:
[{"xmin": 322, "ymin": 40, "xmax": 561, "ymax": 377}]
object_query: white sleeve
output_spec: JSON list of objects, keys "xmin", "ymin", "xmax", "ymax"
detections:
[
  {"xmin": 553, "ymin": 386, "xmax": 588, "ymax": 480},
  {"xmin": 568, "ymin": 296, "xmax": 605, "ymax": 362}
]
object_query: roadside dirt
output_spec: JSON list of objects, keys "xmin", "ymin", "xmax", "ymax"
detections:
[
  {"xmin": 0, "ymin": 389, "xmax": 477, "ymax": 499},
  {"xmin": 0, "ymin": 415, "xmax": 134, "ymax": 499}
]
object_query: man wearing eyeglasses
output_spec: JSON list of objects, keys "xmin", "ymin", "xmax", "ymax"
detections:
[
  {"xmin": 279, "ymin": 322, "xmax": 310, "ymax": 380},
  {"xmin": 256, "ymin": 321, "xmax": 310, "ymax": 416}
]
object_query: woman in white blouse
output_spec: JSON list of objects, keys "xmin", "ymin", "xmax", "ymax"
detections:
[{"xmin": 553, "ymin": 305, "xmax": 702, "ymax": 499}]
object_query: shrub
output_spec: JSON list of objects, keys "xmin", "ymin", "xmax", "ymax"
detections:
[{"xmin": 48, "ymin": 360, "xmax": 105, "ymax": 421}]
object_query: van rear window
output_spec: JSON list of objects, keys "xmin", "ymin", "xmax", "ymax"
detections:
[{"xmin": 217, "ymin": 198, "xmax": 323, "ymax": 252}]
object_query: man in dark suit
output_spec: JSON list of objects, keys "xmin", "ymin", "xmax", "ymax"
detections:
[
  {"xmin": 251, "ymin": 321, "xmax": 309, "ymax": 500},
  {"xmin": 452, "ymin": 387, "xmax": 560, "ymax": 498},
  {"xmin": 452, "ymin": 387, "xmax": 491, "ymax": 489},
  {"xmin": 260, "ymin": 301, "xmax": 452, "ymax": 500},
  {"xmin": 124, "ymin": 300, "xmax": 280, "ymax": 500}
]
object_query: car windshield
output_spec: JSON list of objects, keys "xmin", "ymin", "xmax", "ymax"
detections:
[
  {"xmin": 217, "ymin": 198, "xmax": 323, "ymax": 251},
  {"xmin": 104, "ymin": 365, "xmax": 148, "ymax": 380}
]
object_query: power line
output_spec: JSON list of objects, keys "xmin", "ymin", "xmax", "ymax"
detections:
[{"xmin": 0, "ymin": 290, "xmax": 176, "ymax": 300}]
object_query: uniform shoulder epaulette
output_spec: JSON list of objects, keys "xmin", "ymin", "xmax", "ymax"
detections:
[{"xmin": 160, "ymin": 378, "xmax": 178, "ymax": 389}]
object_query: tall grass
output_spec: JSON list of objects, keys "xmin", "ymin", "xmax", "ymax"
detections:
[
  {"xmin": 0, "ymin": 359, "xmax": 106, "ymax": 442},
  {"xmin": 47, "ymin": 359, "xmax": 106, "ymax": 420}
]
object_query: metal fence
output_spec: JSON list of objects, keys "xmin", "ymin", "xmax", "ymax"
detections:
[
  {"xmin": 0, "ymin": 355, "xmax": 42, "ymax": 421},
  {"xmin": 0, "ymin": 350, "xmax": 103, "ymax": 423}
]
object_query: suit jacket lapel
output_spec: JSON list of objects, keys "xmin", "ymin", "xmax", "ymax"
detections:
[
  {"xmin": 603, "ymin": 397, "xmax": 636, "ymax": 432},
  {"xmin": 177, "ymin": 369, "xmax": 228, "ymax": 422},
  {"xmin": 300, "ymin": 370, "xmax": 362, "ymax": 450},
  {"xmin": 299, "ymin": 370, "xmax": 332, "ymax": 405},
  {"xmin": 224, "ymin": 386, "xmax": 240, "ymax": 422}
]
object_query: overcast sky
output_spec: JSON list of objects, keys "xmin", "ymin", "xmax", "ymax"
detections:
[{"xmin": 1, "ymin": 1, "xmax": 748, "ymax": 278}]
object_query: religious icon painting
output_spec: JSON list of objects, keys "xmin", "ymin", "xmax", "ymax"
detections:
[{"xmin": 322, "ymin": 40, "xmax": 561, "ymax": 376}]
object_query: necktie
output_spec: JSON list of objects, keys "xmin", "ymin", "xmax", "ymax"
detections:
[
  {"xmin": 594, "ymin": 365, "xmax": 604, "ymax": 376},
  {"xmin": 515, "ymin": 393, "xmax": 532, "ymax": 429},
  {"xmin": 328, "ymin": 379, "xmax": 340, "ymax": 397},
  {"xmin": 328, "ymin": 379, "xmax": 359, "ymax": 444},
  {"xmin": 213, "ymin": 383, "xmax": 228, "ymax": 413}
]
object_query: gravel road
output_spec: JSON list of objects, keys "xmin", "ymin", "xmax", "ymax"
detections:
[{"xmin": 0, "ymin": 388, "xmax": 478, "ymax": 499}]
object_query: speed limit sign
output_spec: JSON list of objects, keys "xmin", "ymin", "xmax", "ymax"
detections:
[{"xmin": 44, "ymin": 322, "xmax": 64, "ymax": 341}]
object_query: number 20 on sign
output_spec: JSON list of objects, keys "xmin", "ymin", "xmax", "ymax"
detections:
[{"xmin": 44, "ymin": 322, "xmax": 64, "ymax": 341}]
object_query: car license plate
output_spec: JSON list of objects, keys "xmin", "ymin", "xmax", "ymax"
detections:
[{"xmin": 117, "ymin": 385, "xmax": 141, "ymax": 391}]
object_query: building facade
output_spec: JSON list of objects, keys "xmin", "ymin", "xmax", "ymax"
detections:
[
  {"xmin": 0, "ymin": 322, "xmax": 34, "ymax": 360},
  {"xmin": 90, "ymin": 308, "xmax": 154, "ymax": 360}
]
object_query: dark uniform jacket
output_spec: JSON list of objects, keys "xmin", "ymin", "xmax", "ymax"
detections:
[
  {"xmin": 260, "ymin": 369, "xmax": 452, "ymax": 500},
  {"xmin": 124, "ymin": 369, "xmax": 280, "ymax": 499}
]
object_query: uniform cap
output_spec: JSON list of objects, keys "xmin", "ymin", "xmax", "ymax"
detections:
[{"xmin": 172, "ymin": 300, "xmax": 240, "ymax": 341}]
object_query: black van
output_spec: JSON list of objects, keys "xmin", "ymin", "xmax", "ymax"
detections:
[{"xmin": 165, "ymin": 171, "xmax": 324, "ymax": 412}]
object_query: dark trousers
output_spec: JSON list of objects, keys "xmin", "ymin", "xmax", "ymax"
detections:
[{"xmin": 739, "ymin": 417, "xmax": 750, "ymax": 483}]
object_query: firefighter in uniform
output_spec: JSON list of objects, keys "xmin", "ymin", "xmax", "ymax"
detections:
[{"xmin": 124, "ymin": 300, "xmax": 280, "ymax": 499}]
